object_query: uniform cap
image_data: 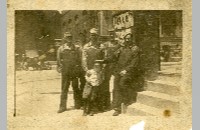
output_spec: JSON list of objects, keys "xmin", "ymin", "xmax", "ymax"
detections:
[{"xmin": 124, "ymin": 33, "xmax": 132, "ymax": 39}]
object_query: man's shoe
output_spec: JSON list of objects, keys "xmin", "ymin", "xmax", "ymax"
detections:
[
  {"xmin": 57, "ymin": 108, "xmax": 67, "ymax": 113},
  {"xmin": 89, "ymin": 112, "xmax": 94, "ymax": 116},
  {"xmin": 112, "ymin": 111, "xmax": 121, "ymax": 116}
]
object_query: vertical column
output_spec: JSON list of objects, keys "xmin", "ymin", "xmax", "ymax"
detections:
[{"xmin": 99, "ymin": 11, "xmax": 103, "ymax": 36}]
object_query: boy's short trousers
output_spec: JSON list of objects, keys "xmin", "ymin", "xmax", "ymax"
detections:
[{"xmin": 82, "ymin": 82, "xmax": 100, "ymax": 100}]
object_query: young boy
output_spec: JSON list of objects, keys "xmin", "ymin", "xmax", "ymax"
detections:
[{"xmin": 82, "ymin": 61, "xmax": 104, "ymax": 116}]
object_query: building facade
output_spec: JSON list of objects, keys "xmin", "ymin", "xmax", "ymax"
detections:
[
  {"xmin": 59, "ymin": 10, "xmax": 182, "ymax": 78},
  {"xmin": 60, "ymin": 10, "xmax": 99, "ymax": 44},
  {"xmin": 15, "ymin": 10, "xmax": 61, "ymax": 55},
  {"xmin": 15, "ymin": 10, "xmax": 182, "ymax": 68}
]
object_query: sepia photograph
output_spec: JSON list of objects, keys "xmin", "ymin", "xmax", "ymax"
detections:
[{"xmin": 7, "ymin": 1, "xmax": 192, "ymax": 130}]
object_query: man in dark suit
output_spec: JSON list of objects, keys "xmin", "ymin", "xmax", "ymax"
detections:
[{"xmin": 111, "ymin": 33, "xmax": 140, "ymax": 116}]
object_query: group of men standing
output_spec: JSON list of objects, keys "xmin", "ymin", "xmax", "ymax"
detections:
[{"xmin": 56, "ymin": 27, "xmax": 141, "ymax": 116}]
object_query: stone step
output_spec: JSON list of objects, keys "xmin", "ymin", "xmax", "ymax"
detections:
[
  {"xmin": 145, "ymin": 80, "xmax": 180, "ymax": 96},
  {"xmin": 160, "ymin": 62, "xmax": 182, "ymax": 71},
  {"xmin": 160, "ymin": 65, "xmax": 181, "ymax": 70},
  {"xmin": 158, "ymin": 69, "xmax": 181, "ymax": 78},
  {"xmin": 137, "ymin": 91, "xmax": 180, "ymax": 114},
  {"xmin": 126, "ymin": 103, "xmax": 159, "ymax": 116},
  {"xmin": 170, "ymin": 49, "xmax": 182, "ymax": 53},
  {"xmin": 126, "ymin": 103, "xmax": 179, "ymax": 117},
  {"xmin": 160, "ymin": 62, "xmax": 182, "ymax": 66},
  {"xmin": 159, "ymin": 61, "xmax": 182, "ymax": 78},
  {"xmin": 170, "ymin": 57, "xmax": 182, "ymax": 62},
  {"xmin": 156, "ymin": 75, "xmax": 181, "ymax": 84}
]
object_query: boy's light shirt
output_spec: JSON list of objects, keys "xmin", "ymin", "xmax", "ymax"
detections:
[{"xmin": 85, "ymin": 69, "xmax": 103, "ymax": 86}]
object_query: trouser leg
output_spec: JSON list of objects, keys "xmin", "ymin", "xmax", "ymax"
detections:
[
  {"xmin": 102, "ymin": 71, "xmax": 111, "ymax": 109},
  {"xmin": 119, "ymin": 74, "xmax": 132, "ymax": 106},
  {"xmin": 102, "ymin": 90, "xmax": 110, "ymax": 110},
  {"xmin": 83, "ymin": 98, "xmax": 90, "ymax": 115},
  {"xmin": 112, "ymin": 74, "xmax": 122, "ymax": 112},
  {"xmin": 59, "ymin": 73, "xmax": 70, "ymax": 109},
  {"xmin": 72, "ymin": 77, "xmax": 81, "ymax": 109},
  {"xmin": 79, "ymin": 75, "xmax": 86, "ymax": 106},
  {"xmin": 89, "ymin": 86, "xmax": 99, "ymax": 113},
  {"xmin": 97, "ymin": 87, "xmax": 104, "ymax": 112},
  {"xmin": 90, "ymin": 95, "xmax": 98, "ymax": 114}
]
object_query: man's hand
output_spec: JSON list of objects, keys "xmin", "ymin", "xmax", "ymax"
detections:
[
  {"xmin": 120, "ymin": 70, "xmax": 127, "ymax": 76},
  {"xmin": 57, "ymin": 64, "xmax": 62, "ymax": 73}
]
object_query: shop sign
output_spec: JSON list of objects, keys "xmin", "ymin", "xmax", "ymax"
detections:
[{"xmin": 113, "ymin": 12, "xmax": 134, "ymax": 30}]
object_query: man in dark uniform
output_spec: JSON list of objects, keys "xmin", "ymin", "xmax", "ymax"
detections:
[
  {"xmin": 101, "ymin": 29, "xmax": 120, "ymax": 110},
  {"xmin": 111, "ymin": 33, "xmax": 140, "ymax": 116},
  {"xmin": 57, "ymin": 32, "xmax": 82, "ymax": 113},
  {"xmin": 82, "ymin": 28, "xmax": 105, "ymax": 111}
]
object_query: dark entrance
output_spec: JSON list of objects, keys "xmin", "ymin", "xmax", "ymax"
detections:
[{"xmin": 134, "ymin": 11, "xmax": 160, "ymax": 81}]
